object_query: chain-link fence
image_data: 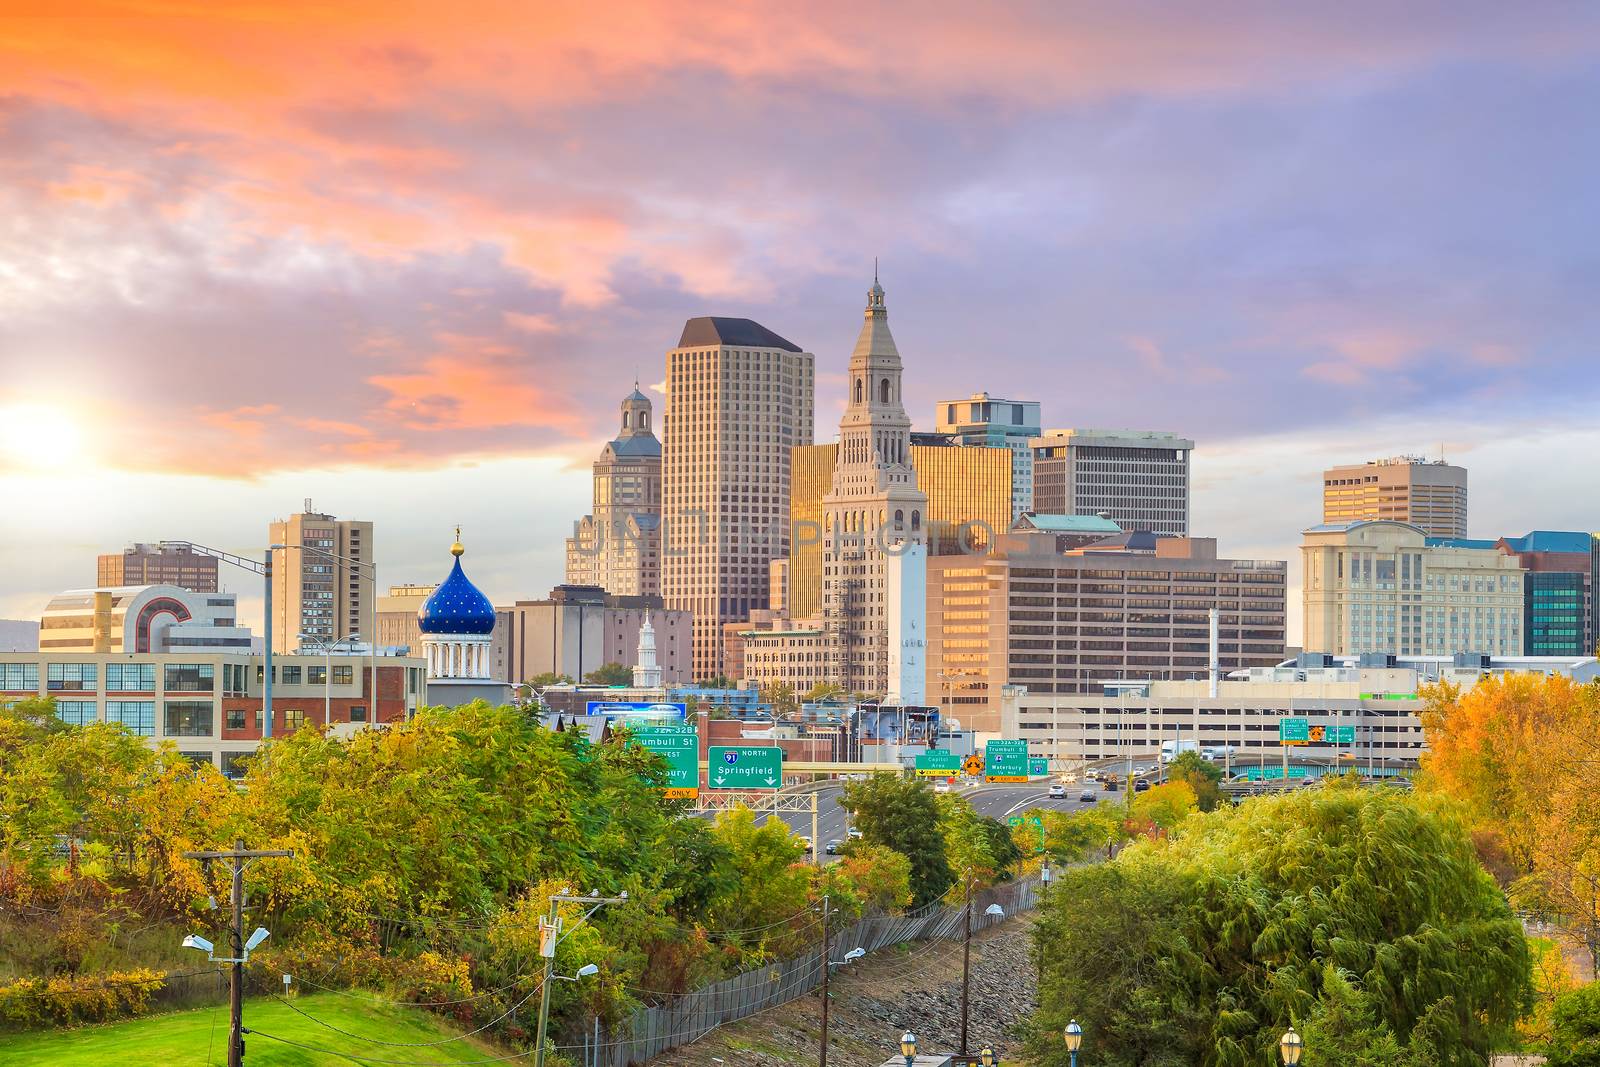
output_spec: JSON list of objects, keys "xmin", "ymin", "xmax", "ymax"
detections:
[{"xmin": 583, "ymin": 875, "xmax": 1041, "ymax": 1067}]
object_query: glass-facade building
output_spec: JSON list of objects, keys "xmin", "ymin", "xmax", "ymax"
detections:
[
  {"xmin": 786, "ymin": 442, "xmax": 1011, "ymax": 621},
  {"xmin": 1525, "ymin": 572, "xmax": 1586, "ymax": 656}
]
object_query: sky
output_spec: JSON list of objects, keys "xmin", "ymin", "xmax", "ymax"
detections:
[{"xmin": 2, "ymin": 2, "xmax": 1598, "ymax": 643}]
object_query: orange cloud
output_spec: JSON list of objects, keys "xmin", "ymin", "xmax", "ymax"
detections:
[{"xmin": 369, "ymin": 343, "xmax": 584, "ymax": 435}]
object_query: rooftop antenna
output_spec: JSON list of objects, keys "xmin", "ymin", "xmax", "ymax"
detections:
[{"xmin": 873, "ymin": 256, "xmax": 879, "ymax": 285}]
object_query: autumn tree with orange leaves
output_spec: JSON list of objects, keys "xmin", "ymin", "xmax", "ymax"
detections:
[{"xmin": 1419, "ymin": 674, "xmax": 1600, "ymax": 977}]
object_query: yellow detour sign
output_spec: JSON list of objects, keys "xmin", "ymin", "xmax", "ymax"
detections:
[{"xmin": 962, "ymin": 754, "xmax": 985, "ymax": 777}]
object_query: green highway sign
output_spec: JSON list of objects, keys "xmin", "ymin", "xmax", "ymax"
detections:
[
  {"xmin": 985, "ymin": 739, "xmax": 1029, "ymax": 782},
  {"xmin": 1246, "ymin": 765, "xmax": 1308, "ymax": 780},
  {"xmin": 708, "ymin": 745, "xmax": 783, "ymax": 790},
  {"xmin": 1028, "ymin": 757, "xmax": 1049, "ymax": 777},
  {"xmin": 915, "ymin": 750, "xmax": 963, "ymax": 777},
  {"xmin": 1331, "ymin": 725, "xmax": 1356, "ymax": 744},
  {"xmin": 626, "ymin": 725, "xmax": 699, "ymax": 797},
  {"xmin": 1278, "ymin": 717, "xmax": 1309, "ymax": 744},
  {"xmin": 1007, "ymin": 816, "xmax": 1023, "ymax": 827}
]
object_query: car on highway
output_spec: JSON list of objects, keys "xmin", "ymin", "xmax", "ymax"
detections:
[
  {"xmin": 1103, "ymin": 778, "xmax": 1120, "ymax": 791},
  {"xmin": 1134, "ymin": 779, "xmax": 1151, "ymax": 793},
  {"xmin": 824, "ymin": 839, "xmax": 843, "ymax": 855},
  {"xmin": 933, "ymin": 781, "xmax": 951, "ymax": 793},
  {"xmin": 795, "ymin": 835, "xmax": 812, "ymax": 853},
  {"xmin": 1048, "ymin": 783, "xmax": 1067, "ymax": 798},
  {"xmin": 847, "ymin": 828, "xmax": 862, "ymax": 840},
  {"xmin": 1078, "ymin": 789, "xmax": 1097, "ymax": 803}
]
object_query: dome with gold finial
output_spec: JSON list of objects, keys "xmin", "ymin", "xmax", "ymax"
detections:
[{"xmin": 418, "ymin": 530, "xmax": 495, "ymax": 636}]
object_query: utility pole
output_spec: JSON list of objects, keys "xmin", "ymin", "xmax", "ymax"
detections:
[
  {"xmin": 534, "ymin": 890, "xmax": 626, "ymax": 1067},
  {"xmin": 182, "ymin": 839, "xmax": 292, "ymax": 1067},
  {"xmin": 959, "ymin": 874, "xmax": 972, "ymax": 1060},
  {"xmin": 818, "ymin": 895, "xmax": 832, "ymax": 1067}
]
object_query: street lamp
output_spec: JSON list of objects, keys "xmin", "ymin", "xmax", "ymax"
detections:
[
  {"xmin": 980, "ymin": 1045, "xmax": 996, "ymax": 1066},
  {"xmin": 1279, "ymin": 1027, "xmax": 1303, "ymax": 1065},
  {"xmin": 899, "ymin": 1030, "xmax": 916, "ymax": 1067},
  {"xmin": 1064, "ymin": 1019, "xmax": 1083, "ymax": 1067},
  {"xmin": 298, "ymin": 632, "xmax": 360, "ymax": 728}
]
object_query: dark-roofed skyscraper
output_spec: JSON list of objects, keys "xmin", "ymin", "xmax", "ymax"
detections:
[{"xmin": 662, "ymin": 317, "xmax": 814, "ymax": 681}]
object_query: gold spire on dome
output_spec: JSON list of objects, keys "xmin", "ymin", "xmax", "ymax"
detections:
[{"xmin": 451, "ymin": 525, "xmax": 464, "ymax": 557}]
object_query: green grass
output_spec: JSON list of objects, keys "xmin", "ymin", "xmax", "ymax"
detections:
[{"xmin": 0, "ymin": 991, "xmax": 515, "ymax": 1065}]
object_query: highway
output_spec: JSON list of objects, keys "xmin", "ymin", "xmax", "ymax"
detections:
[{"xmin": 697, "ymin": 778, "xmax": 1110, "ymax": 862}]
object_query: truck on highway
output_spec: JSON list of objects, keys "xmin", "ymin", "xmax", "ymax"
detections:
[{"xmin": 1161, "ymin": 740, "xmax": 1237, "ymax": 763}]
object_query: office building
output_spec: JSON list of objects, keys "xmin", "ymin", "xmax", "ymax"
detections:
[
  {"xmin": 1322, "ymin": 456, "xmax": 1467, "ymax": 538},
  {"xmin": 1493, "ymin": 531, "xmax": 1598, "ymax": 656},
  {"xmin": 661, "ymin": 317, "xmax": 815, "ymax": 681},
  {"xmin": 376, "ymin": 583, "xmax": 436, "ymax": 654},
  {"xmin": 1001, "ymin": 653, "xmax": 1600, "ymax": 767},
  {"xmin": 1302, "ymin": 521, "xmax": 1524, "ymax": 657},
  {"xmin": 268, "ymin": 505, "xmax": 374, "ymax": 653},
  {"xmin": 786, "ymin": 439, "xmax": 1011, "ymax": 621},
  {"xmin": 496, "ymin": 585, "xmax": 691, "ymax": 686},
  {"xmin": 97, "ymin": 543, "xmax": 218, "ymax": 592},
  {"xmin": 740, "ymin": 626, "xmax": 831, "ymax": 692},
  {"xmin": 0, "ymin": 649, "xmax": 425, "ymax": 775},
  {"xmin": 1030, "ymin": 429, "xmax": 1193, "ymax": 536},
  {"xmin": 565, "ymin": 386, "xmax": 662, "ymax": 597},
  {"xmin": 935, "ymin": 392, "xmax": 1042, "ymax": 518},
  {"xmin": 926, "ymin": 530, "xmax": 1287, "ymax": 731},
  {"xmin": 39, "ymin": 585, "xmax": 252, "ymax": 653},
  {"xmin": 820, "ymin": 274, "xmax": 928, "ymax": 697}
]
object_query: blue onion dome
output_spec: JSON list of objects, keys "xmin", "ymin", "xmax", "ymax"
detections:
[{"xmin": 418, "ymin": 535, "xmax": 496, "ymax": 635}]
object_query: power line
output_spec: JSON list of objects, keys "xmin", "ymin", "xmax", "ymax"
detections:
[{"xmin": 269, "ymin": 975, "xmax": 544, "ymax": 1048}]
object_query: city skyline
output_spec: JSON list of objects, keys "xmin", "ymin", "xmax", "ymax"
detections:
[{"xmin": 4, "ymin": 4, "xmax": 1600, "ymax": 641}]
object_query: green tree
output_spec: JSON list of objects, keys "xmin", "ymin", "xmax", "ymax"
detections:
[
  {"xmin": 704, "ymin": 807, "xmax": 812, "ymax": 955},
  {"xmin": 527, "ymin": 671, "xmax": 574, "ymax": 688},
  {"xmin": 1166, "ymin": 750, "xmax": 1224, "ymax": 812},
  {"xmin": 583, "ymin": 662, "xmax": 632, "ymax": 686},
  {"xmin": 1549, "ymin": 982, "xmax": 1600, "ymax": 1066},
  {"xmin": 759, "ymin": 681, "xmax": 798, "ymax": 718},
  {"xmin": 1028, "ymin": 784, "xmax": 1531, "ymax": 1066},
  {"xmin": 697, "ymin": 674, "xmax": 735, "ymax": 689},
  {"xmin": 803, "ymin": 682, "xmax": 846, "ymax": 704},
  {"xmin": 841, "ymin": 773, "xmax": 954, "ymax": 907}
]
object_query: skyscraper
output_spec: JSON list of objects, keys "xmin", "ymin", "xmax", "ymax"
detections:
[
  {"xmin": 565, "ymin": 385, "xmax": 662, "ymax": 597},
  {"xmin": 267, "ymin": 505, "xmax": 374, "ymax": 654},
  {"xmin": 97, "ymin": 543, "xmax": 219, "ymax": 592},
  {"xmin": 661, "ymin": 318, "xmax": 815, "ymax": 681},
  {"xmin": 785, "ymin": 440, "xmax": 1011, "ymax": 621},
  {"xmin": 1030, "ymin": 428, "xmax": 1193, "ymax": 536},
  {"xmin": 1322, "ymin": 456, "xmax": 1468, "ymax": 538},
  {"xmin": 934, "ymin": 392, "xmax": 1041, "ymax": 518},
  {"xmin": 820, "ymin": 275, "xmax": 928, "ymax": 697}
]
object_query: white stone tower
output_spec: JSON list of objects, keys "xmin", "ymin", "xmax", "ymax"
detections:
[{"xmin": 820, "ymin": 272, "xmax": 928, "ymax": 697}]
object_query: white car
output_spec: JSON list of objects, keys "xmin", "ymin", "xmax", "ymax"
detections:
[
  {"xmin": 1048, "ymin": 784, "xmax": 1067, "ymax": 799},
  {"xmin": 794, "ymin": 835, "xmax": 812, "ymax": 852},
  {"xmin": 933, "ymin": 781, "xmax": 951, "ymax": 793},
  {"xmin": 847, "ymin": 828, "xmax": 863, "ymax": 840}
]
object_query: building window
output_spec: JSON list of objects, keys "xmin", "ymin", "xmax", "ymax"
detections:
[
  {"xmin": 0, "ymin": 663, "xmax": 39, "ymax": 691},
  {"xmin": 349, "ymin": 705, "xmax": 368, "ymax": 723},
  {"xmin": 221, "ymin": 752, "xmax": 251, "ymax": 780},
  {"xmin": 332, "ymin": 665, "xmax": 353, "ymax": 686},
  {"xmin": 179, "ymin": 751, "xmax": 214, "ymax": 770},
  {"xmin": 56, "ymin": 700, "xmax": 97, "ymax": 726},
  {"xmin": 285, "ymin": 708, "xmax": 306, "ymax": 732},
  {"xmin": 47, "ymin": 662, "xmax": 98, "ymax": 691},
  {"xmin": 164, "ymin": 664, "xmax": 215, "ymax": 693},
  {"xmin": 225, "ymin": 708, "xmax": 253, "ymax": 731},
  {"xmin": 164, "ymin": 701, "xmax": 214, "ymax": 737},
  {"xmin": 105, "ymin": 662, "xmax": 156, "ymax": 691},
  {"xmin": 107, "ymin": 700, "xmax": 155, "ymax": 736},
  {"xmin": 308, "ymin": 666, "xmax": 326, "ymax": 685},
  {"xmin": 281, "ymin": 666, "xmax": 303, "ymax": 685}
]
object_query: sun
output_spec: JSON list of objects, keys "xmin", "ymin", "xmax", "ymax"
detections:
[{"xmin": 0, "ymin": 403, "xmax": 88, "ymax": 471}]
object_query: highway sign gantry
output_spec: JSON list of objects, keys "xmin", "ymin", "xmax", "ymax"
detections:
[
  {"xmin": 985, "ymin": 739, "xmax": 1029, "ymax": 783},
  {"xmin": 1278, "ymin": 717, "xmax": 1309, "ymax": 745},
  {"xmin": 708, "ymin": 745, "xmax": 783, "ymax": 790}
]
